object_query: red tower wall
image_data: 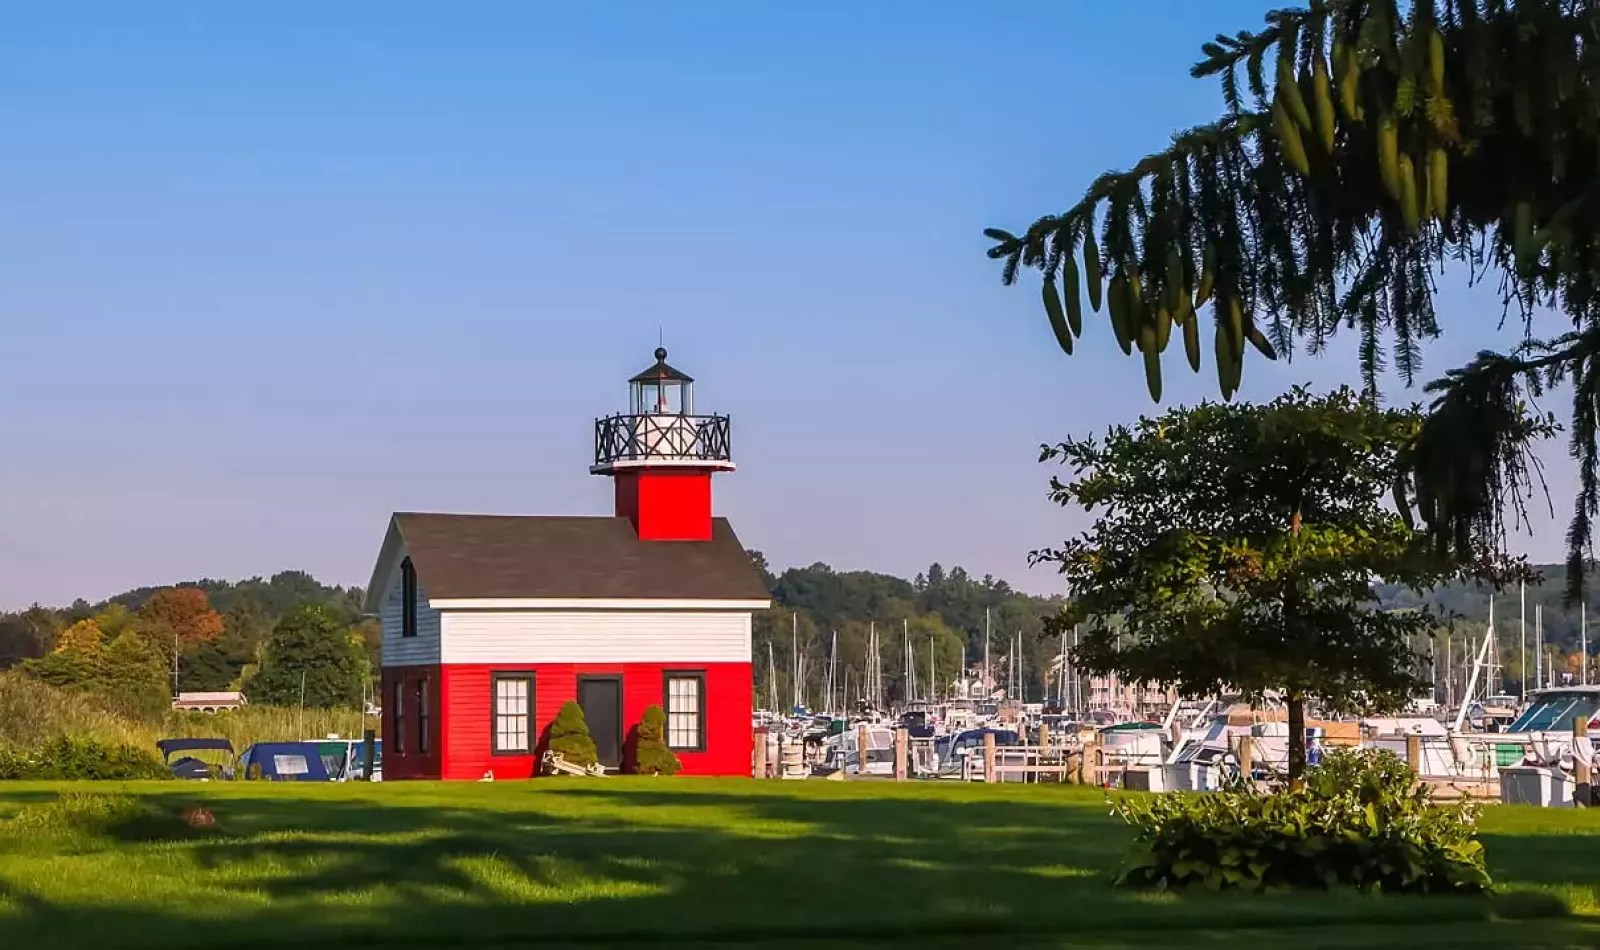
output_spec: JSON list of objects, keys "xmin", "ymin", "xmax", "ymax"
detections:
[{"xmin": 612, "ymin": 469, "xmax": 714, "ymax": 540}]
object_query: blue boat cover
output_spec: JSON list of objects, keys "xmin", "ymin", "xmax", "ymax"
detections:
[{"xmin": 239, "ymin": 742, "xmax": 334, "ymax": 781}]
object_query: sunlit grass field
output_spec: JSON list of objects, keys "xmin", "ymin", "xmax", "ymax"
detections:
[{"xmin": 0, "ymin": 779, "xmax": 1597, "ymax": 948}]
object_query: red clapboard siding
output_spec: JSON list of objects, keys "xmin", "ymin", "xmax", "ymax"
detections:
[{"xmin": 429, "ymin": 661, "xmax": 751, "ymax": 780}]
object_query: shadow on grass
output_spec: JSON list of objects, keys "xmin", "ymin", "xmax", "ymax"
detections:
[{"xmin": 0, "ymin": 782, "xmax": 1585, "ymax": 949}]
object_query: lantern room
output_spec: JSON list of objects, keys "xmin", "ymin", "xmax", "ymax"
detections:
[
  {"xmin": 630, "ymin": 347, "xmax": 694, "ymax": 415},
  {"xmin": 593, "ymin": 348, "xmax": 734, "ymax": 541}
]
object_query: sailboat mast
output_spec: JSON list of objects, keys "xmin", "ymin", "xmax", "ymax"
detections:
[
  {"xmin": 829, "ymin": 630, "xmax": 838, "ymax": 714},
  {"xmin": 1520, "ymin": 580, "xmax": 1528, "ymax": 703},
  {"xmin": 1429, "ymin": 634, "xmax": 1437, "ymax": 706},
  {"xmin": 1445, "ymin": 632, "xmax": 1454, "ymax": 711},
  {"xmin": 1536, "ymin": 604, "xmax": 1544, "ymax": 691},
  {"xmin": 868, "ymin": 621, "xmax": 878, "ymax": 710},
  {"xmin": 984, "ymin": 608, "xmax": 991, "ymax": 697},
  {"xmin": 1058, "ymin": 630, "xmax": 1066, "ymax": 710},
  {"xmin": 1071, "ymin": 625, "xmax": 1080, "ymax": 713},
  {"xmin": 1016, "ymin": 632, "xmax": 1024, "ymax": 703},
  {"xmin": 767, "ymin": 640, "xmax": 778, "ymax": 713},
  {"xmin": 904, "ymin": 618, "xmax": 911, "ymax": 704}
]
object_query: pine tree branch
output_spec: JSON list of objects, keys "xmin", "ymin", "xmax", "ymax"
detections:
[{"xmin": 989, "ymin": 114, "xmax": 1268, "ymax": 281}]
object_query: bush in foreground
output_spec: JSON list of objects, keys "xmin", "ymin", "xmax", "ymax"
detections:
[
  {"xmin": 631, "ymin": 705, "xmax": 681, "ymax": 775},
  {"xmin": 1115, "ymin": 748, "xmax": 1488, "ymax": 894},
  {"xmin": 0, "ymin": 736, "xmax": 169, "ymax": 781},
  {"xmin": 548, "ymin": 701, "xmax": 598, "ymax": 768}
]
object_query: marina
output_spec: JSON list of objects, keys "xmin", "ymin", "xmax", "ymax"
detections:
[{"xmin": 751, "ymin": 597, "xmax": 1600, "ymax": 808}]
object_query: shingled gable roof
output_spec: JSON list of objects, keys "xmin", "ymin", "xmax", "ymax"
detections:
[{"xmin": 363, "ymin": 513, "xmax": 771, "ymax": 612}]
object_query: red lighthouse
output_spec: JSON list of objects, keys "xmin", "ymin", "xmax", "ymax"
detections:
[
  {"xmin": 593, "ymin": 347, "xmax": 735, "ymax": 542},
  {"xmin": 367, "ymin": 348, "xmax": 768, "ymax": 779}
]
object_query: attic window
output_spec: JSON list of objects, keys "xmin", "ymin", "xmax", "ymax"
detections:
[{"xmin": 401, "ymin": 558, "xmax": 417, "ymax": 639}]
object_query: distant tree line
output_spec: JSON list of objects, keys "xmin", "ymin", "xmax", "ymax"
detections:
[
  {"xmin": 747, "ymin": 553, "xmax": 1067, "ymax": 710},
  {"xmin": 9, "ymin": 554, "xmax": 1596, "ymax": 716},
  {"xmin": 0, "ymin": 571, "xmax": 376, "ymax": 715}
]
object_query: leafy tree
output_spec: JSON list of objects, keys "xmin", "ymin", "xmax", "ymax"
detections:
[
  {"xmin": 93, "ymin": 603, "xmax": 139, "ymax": 639},
  {"xmin": 99, "ymin": 631, "xmax": 170, "ymax": 718},
  {"xmin": 246, "ymin": 604, "xmax": 365, "ymax": 709},
  {"xmin": 177, "ymin": 641, "xmax": 236, "ymax": 691},
  {"xmin": 548, "ymin": 700, "xmax": 599, "ymax": 768},
  {"xmin": 353, "ymin": 617, "xmax": 381, "ymax": 682},
  {"xmin": 632, "ymin": 705, "xmax": 681, "ymax": 775},
  {"xmin": 984, "ymin": 0, "xmax": 1598, "ymax": 595},
  {"xmin": 17, "ymin": 649, "xmax": 97, "ymax": 690},
  {"xmin": 1038, "ymin": 387, "xmax": 1466, "ymax": 785},
  {"xmin": 54, "ymin": 618, "xmax": 105, "ymax": 657},
  {"xmin": 140, "ymin": 588, "xmax": 225, "ymax": 653},
  {"xmin": 19, "ymin": 619, "xmax": 104, "ymax": 690},
  {"xmin": 0, "ymin": 616, "xmax": 45, "ymax": 670}
]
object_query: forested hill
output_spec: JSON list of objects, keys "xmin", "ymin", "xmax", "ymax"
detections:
[
  {"xmin": 1373, "ymin": 565, "xmax": 1600, "ymax": 652},
  {"xmin": 95, "ymin": 571, "xmax": 363, "ymax": 623},
  {"xmin": 0, "ymin": 571, "xmax": 368, "ymax": 682},
  {"xmin": 747, "ymin": 553, "xmax": 1067, "ymax": 708}
]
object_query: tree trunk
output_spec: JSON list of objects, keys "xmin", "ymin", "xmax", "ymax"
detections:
[{"xmin": 1286, "ymin": 690, "xmax": 1307, "ymax": 790}]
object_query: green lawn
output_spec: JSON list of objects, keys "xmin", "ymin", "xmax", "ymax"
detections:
[{"xmin": 0, "ymin": 779, "xmax": 1596, "ymax": 948}]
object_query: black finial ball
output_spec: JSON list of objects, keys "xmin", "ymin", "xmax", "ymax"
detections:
[{"xmin": 654, "ymin": 346, "xmax": 668, "ymax": 362}]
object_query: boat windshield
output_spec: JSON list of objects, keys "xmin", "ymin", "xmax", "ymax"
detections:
[{"xmin": 1507, "ymin": 692, "xmax": 1600, "ymax": 732}]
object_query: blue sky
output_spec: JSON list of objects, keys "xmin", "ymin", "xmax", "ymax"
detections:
[{"xmin": 0, "ymin": 2, "xmax": 1566, "ymax": 607}]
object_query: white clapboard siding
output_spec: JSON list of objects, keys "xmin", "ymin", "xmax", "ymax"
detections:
[
  {"xmin": 380, "ymin": 559, "xmax": 441, "ymax": 667},
  {"xmin": 440, "ymin": 609, "xmax": 751, "ymax": 664}
]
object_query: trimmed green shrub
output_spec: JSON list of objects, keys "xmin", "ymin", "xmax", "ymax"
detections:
[
  {"xmin": 1114, "ymin": 747, "xmax": 1489, "ymax": 894},
  {"xmin": 632, "ymin": 705, "xmax": 681, "ymax": 776},
  {"xmin": 548, "ymin": 701, "xmax": 598, "ymax": 768},
  {"xmin": 0, "ymin": 736, "xmax": 169, "ymax": 781}
]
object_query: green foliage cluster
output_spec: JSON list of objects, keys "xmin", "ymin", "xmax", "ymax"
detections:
[
  {"xmin": 0, "ymin": 736, "xmax": 169, "ymax": 781},
  {"xmin": 1040, "ymin": 387, "xmax": 1461, "ymax": 780},
  {"xmin": 245, "ymin": 604, "xmax": 368, "ymax": 709},
  {"xmin": 631, "ymin": 705, "xmax": 680, "ymax": 776},
  {"xmin": 18, "ymin": 619, "xmax": 170, "ymax": 720},
  {"xmin": 548, "ymin": 701, "xmax": 598, "ymax": 768},
  {"xmin": 1116, "ymin": 749, "xmax": 1488, "ymax": 895}
]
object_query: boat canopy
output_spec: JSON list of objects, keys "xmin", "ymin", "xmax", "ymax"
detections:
[
  {"xmin": 238, "ymin": 742, "xmax": 334, "ymax": 781},
  {"xmin": 1507, "ymin": 689, "xmax": 1600, "ymax": 733},
  {"xmin": 156, "ymin": 738, "xmax": 235, "ymax": 758}
]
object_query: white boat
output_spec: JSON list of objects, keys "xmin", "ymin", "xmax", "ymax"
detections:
[{"xmin": 820, "ymin": 723, "xmax": 897, "ymax": 776}]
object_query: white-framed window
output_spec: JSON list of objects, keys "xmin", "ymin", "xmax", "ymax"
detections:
[
  {"xmin": 493, "ymin": 673, "xmax": 534, "ymax": 754},
  {"xmin": 665, "ymin": 672, "xmax": 706, "ymax": 751}
]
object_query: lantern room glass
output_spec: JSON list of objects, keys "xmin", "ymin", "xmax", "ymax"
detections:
[{"xmin": 632, "ymin": 378, "xmax": 693, "ymax": 415}]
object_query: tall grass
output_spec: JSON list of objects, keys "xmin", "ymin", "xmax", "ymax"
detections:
[
  {"xmin": 160, "ymin": 706, "xmax": 376, "ymax": 750},
  {"xmin": 0, "ymin": 674, "xmax": 153, "ymax": 750},
  {"xmin": 0, "ymin": 672, "xmax": 376, "ymax": 758}
]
